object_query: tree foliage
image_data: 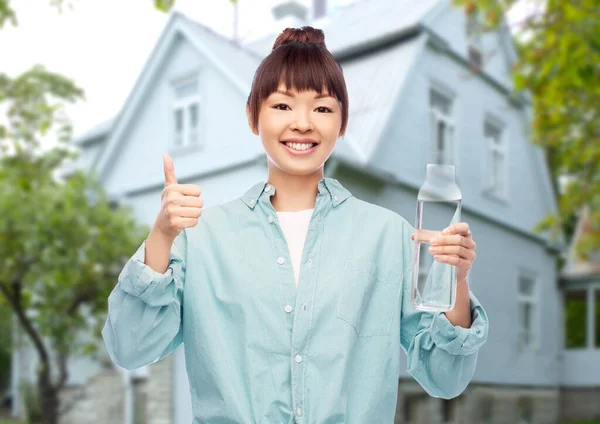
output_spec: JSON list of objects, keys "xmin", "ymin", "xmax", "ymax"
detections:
[
  {"xmin": 0, "ymin": 2, "xmax": 150, "ymax": 422},
  {"xmin": 453, "ymin": 0, "xmax": 600, "ymax": 261}
]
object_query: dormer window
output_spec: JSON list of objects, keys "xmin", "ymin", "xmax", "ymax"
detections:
[
  {"xmin": 171, "ymin": 75, "xmax": 202, "ymax": 150},
  {"xmin": 466, "ymin": 8, "xmax": 483, "ymax": 69},
  {"xmin": 429, "ymin": 87, "xmax": 455, "ymax": 165}
]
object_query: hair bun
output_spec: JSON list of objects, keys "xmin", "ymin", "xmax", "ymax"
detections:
[{"xmin": 272, "ymin": 26, "xmax": 326, "ymax": 50}]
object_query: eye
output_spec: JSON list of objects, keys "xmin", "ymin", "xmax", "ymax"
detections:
[
  {"xmin": 316, "ymin": 106, "xmax": 333, "ymax": 113},
  {"xmin": 273, "ymin": 104, "xmax": 290, "ymax": 111}
]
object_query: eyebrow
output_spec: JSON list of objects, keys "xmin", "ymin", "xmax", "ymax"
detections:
[{"xmin": 274, "ymin": 90, "xmax": 334, "ymax": 100}]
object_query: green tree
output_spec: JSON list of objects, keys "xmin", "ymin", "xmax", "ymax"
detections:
[
  {"xmin": 0, "ymin": 3, "xmax": 151, "ymax": 424},
  {"xmin": 0, "ymin": 68, "xmax": 150, "ymax": 423},
  {"xmin": 452, "ymin": 0, "xmax": 600, "ymax": 262}
]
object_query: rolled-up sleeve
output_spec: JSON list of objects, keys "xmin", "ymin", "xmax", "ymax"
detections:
[
  {"xmin": 399, "ymin": 219, "xmax": 489, "ymax": 399},
  {"xmin": 101, "ymin": 230, "xmax": 187, "ymax": 370}
]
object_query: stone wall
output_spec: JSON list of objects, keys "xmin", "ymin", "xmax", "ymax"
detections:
[
  {"xmin": 394, "ymin": 378, "xmax": 561, "ymax": 424},
  {"xmin": 561, "ymin": 387, "xmax": 600, "ymax": 422}
]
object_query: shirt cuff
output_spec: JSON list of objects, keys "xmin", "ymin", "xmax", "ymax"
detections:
[
  {"xmin": 429, "ymin": 291, "xmax": 489, "ymax": 356},
  {"xmin": 117, "ymin": 240, "xmax": 175, "ymax": 303}
]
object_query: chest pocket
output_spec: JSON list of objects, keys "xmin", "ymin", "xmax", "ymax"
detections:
[{"xmin": 337, "ymin": 257, "xmax": 403, "ymax": 338}]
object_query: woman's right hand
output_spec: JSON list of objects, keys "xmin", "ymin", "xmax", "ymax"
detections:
[{"xmin": 152, "ymin": 153, "xmax": 203, "ymax": 240}]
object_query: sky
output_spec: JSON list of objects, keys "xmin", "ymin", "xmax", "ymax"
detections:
[{"xmin": 0, "ymin": 0, "xmax": 532, "ymax": 144}]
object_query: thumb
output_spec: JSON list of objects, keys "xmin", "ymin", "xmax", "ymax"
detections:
[{"xmin": 162, "ymin": 154, "xmax": 177, "ymax": 186}]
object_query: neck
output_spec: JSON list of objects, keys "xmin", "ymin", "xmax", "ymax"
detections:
[{"xmin": 267, "ymin": 167, "xmax": 323, "ymax": 212}]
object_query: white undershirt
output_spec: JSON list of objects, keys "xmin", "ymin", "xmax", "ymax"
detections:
[{"xmin": 275, "ymin": 208, "xmax": 314, "ymax": 289}]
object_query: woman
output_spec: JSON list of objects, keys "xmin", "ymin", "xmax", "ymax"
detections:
[{"xmin": 102, "ymin": 26, "xmax": 489, "ymax": 423}]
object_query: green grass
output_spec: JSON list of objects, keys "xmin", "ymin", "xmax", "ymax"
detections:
[
  {"xmin": 0, "ymin": 420, "xmax": 22, "ymax": 424},
  {"xmin": 567, "ymin": 421, "xmax": 600, "ymax": 424}
]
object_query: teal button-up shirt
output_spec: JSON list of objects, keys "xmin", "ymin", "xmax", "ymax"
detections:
[{"xmin": 102, "ymin": 177, "xmax": 488, "ymax": 424}]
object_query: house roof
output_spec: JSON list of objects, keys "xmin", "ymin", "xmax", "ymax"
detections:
[
  {"xmin": 89, "ymin": 11, "xmax": 262, "ymax": 177},
  {"xmin": 246, "ymin": 0, "xmax": 443, "ymax": 58},
  {"xmin": 83, "ymin": 0, "xmax": 444, "ymax": 181}
]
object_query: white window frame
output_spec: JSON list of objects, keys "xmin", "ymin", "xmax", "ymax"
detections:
[
  {"xmin": 484, "ymin": 118, "xmax": 507, "ymax": 197},
  {"xmin": 429, "ymin": 86, "xmax": 456, "ymax": 166},
  {"xmin": 517, "ymin": 271, "xmax": 539, "ymax": 352},
  {"xmin": 466, "ymin": 8, "xmax": 484, "ymax": 68},
  {"xmin": 170, "ymin": 74, "xmax": 202, "ymax": 151}
]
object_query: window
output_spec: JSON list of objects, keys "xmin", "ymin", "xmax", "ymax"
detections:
[
  {"xmin": 172, "ymin": 75, "xmax": 202, "ymax": 149},
  {"xmin": 517, "ymin": 274, "xmax": 537, "ymax": 351},
  {"xmin": 565, "ymin": 289, "xmax": 587, "ymax": 349},
  {"xmin": 485, "ymin": 121, "xmax": 506, "ymax": 196},
  {"xmin": 517, "ymin": 397, "xmax": 534, "ymax": 424},
  {"xmin": 466, "ymin": 8, "xmax": 483, "ymax": 68},
  {"xmin": 429, "ymin": 88, "xmax": 455, "ymax": 165}
]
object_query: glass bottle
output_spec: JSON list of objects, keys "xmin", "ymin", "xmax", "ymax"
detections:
[{"xmin": 411, "ymin": 164, "xmax": 462, "ymax": 312}]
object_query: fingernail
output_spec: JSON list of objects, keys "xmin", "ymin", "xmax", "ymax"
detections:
[
  {"xmin": 442, "ymin": 228, "xmax": 449, "ymax": 234},
  {"xmin": 430, "ymin": 238, "xmax": 438, "ymax": 244}
]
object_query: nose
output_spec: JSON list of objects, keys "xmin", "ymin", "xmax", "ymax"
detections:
[{"xmin": 290, "ymin": 110, "xmax": 314, "ymax": 133}]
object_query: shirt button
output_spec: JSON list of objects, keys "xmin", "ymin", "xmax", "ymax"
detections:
[
  {"xmin": 277, "ymin": 257, "xmax": 285, "ymax": 265},
  {"xmin": 334, "ymin": 196, "xmax": 339, "ymax": 201},
  {"xmin": 315, "ymin": 214, "xmax": 320, "ymax": 221},
  {"xmin": 268, "ymin": 216, "xmax": 274, "ymax": 223},
  {"xmin": 307, "ymin": 258, "xmax": 312, "ymax": 267},
  {"xmin": 265, "ymin": 186, "xmax": 271, "ymax": 192},
  {"xmin": 285, "ymin": 305, "xmax": 293, "ymax": 313},
  {"xmin": 250, "ymin": 198, "xmax": 256, "ymax": 205},
  {"xmin": 296, "ymin": 407, "xmax": 303, "ymax": 416},
  {"xmin": 295, "ymin": 354, "xmax": 302, "ymax": 363}
]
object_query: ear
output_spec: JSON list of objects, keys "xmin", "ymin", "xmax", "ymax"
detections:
[{"xmin": 246, "ymin": 104, "xmax": 259, "ymax": 136}]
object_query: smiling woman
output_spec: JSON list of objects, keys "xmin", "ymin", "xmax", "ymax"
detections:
[{"xmin": 244, "ymin": 27, "xmax": 349, "ymax": 188}]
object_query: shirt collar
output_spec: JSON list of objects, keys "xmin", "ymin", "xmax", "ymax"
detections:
[{"xmin": 240, "ymin": 177, "xmax": 352, "ymax": 210}]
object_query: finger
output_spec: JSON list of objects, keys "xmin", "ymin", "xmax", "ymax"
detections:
[
  {"xmin": 442, "ymin": 222, "xmax": 470, "ymax": 237},
  {"xmin": 433, "ymin": 255, "xmax": 469, "ymax": 267},
  {"xmin": 170, "ymin": 184, "xmax": 202, "ymax": 197},
  {"xmin": 163, "ymin": 154, "xmax": 177, "ymax": 187},
  {"xmin": 429, "ymin": 244, "xmax": 475, "ymax": 260},
  {"xmin": 170, "ymin": 206, "xmax": 203, "ymax": 218},
  {"xmin": 176, "ymin": 196, "xmax": 204, "ymax": 208},
  {"xmin": 410, "ymin": 229, "xmax": 442, "ymax": 243},
  {"xmin": 431, "ymin": 234, "xmax": 476, "ymax": 249}
]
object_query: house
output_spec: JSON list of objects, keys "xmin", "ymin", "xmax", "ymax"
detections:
[{"xmin": 12, "ymin": 0, "xmax": 594, "ymax": 422}]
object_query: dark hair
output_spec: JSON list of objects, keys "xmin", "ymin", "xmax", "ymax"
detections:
[{"xmin": 246, "ymin": 26, "xmax": 349, "ymax": 136}]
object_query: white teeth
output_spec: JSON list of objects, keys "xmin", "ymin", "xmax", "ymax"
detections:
[{"xmin": 285, "ymin": 142, "xmax": 314, "ymax": 151}]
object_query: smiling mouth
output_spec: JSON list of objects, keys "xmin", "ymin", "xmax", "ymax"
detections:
[{"xmin": 280, "ymin": 141, "xmax": 318, "ymax": 151}]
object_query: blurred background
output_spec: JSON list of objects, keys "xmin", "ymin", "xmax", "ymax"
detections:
[{"xmin": 0, "ymin": 0, "xmax": 599, "ymax": 423}]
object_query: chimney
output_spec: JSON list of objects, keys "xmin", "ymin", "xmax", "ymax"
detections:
[
  {"xmin": 272, "ymin": 0, "xmax": 309, "ymax": 28},
  {"xmin": 313, "ymin": 0, "xmax": 327, "ymax": 19}
]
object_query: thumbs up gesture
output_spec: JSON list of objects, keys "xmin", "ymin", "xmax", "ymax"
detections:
[{"xmin": 153, "ymin": 154, "xmax": 203, "ymax": 239}]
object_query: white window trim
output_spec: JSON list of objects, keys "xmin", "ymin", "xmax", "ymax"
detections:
[
  {"xmin": 170, "ymin": 73, "xmax": 203, "ymax": 152},
  {"xmin": 466, "ymin": 9, "xmax": 484, "ymax": 68},
  {"xmin": 429, "ymin": 87, "xmax": 456, "ymax": 166},
  {"xmin": 483, "ymin": 116, "xmax": 508, "ymax": 200},
  {"xmin": 517, "ymin": 271, "xmax": 539, "ymax": 353}
]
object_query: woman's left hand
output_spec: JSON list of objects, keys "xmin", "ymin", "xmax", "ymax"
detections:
[{"xmin": 411, "ymin": 222, "xmax": 476, "ymax": 283}]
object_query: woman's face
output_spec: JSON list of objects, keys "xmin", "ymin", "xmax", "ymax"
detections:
[{"xmin": 247, "ymin": 83, "xmax": 343, "ymax": 176}]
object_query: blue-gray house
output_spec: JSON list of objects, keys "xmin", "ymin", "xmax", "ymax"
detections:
[{"xmin": 11, "ymin": 0, "xmax": 599, "ymax": 422}]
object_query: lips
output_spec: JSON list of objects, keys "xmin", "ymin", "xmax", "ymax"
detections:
[{"xmin": 280, "ymin": 141, "xmax": 318, "ymax": 155}]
